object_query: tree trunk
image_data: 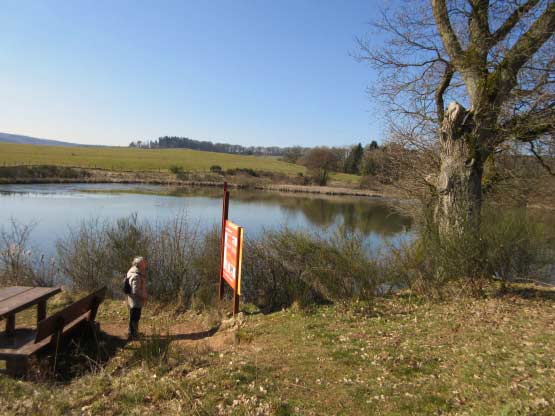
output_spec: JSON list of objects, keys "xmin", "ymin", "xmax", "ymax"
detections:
[{"xmin": 435, "ymin": 102, "xmax": 484, "ymax": 236}]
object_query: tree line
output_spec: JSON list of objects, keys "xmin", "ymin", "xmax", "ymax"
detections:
[{"xmin": 129, "ymin": 136, "xmax": 309, "ymax": 157}]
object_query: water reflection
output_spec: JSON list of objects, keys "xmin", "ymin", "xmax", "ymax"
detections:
[
  {"xmin": 0, "ymin": 184, "xmax": 412, "ymax": 256},
  {"xmin": 231, "ymin": 192, "xmax": 411, "ymax": 235},
  {"xmin": 120, "ymin": 186, "xmax": 413, "ymax": 236}
]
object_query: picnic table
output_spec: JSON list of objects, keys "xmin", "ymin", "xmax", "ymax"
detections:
[
  {"xmin": 0, "ymin": 286, "xmax": 106, "ymax": 376},
  {"xmin": 0, "ymin": 286, "xmax": 62, "ymax": 336}
]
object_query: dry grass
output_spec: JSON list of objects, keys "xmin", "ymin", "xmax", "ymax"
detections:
[{"xmin": 2, "ymin": 284, "xmax": 555, "ymax": 415}]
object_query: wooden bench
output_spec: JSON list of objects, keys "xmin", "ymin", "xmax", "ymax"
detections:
[{"xmin": 0, "ymin": 287, "xmax": 106, "ymax": 375}]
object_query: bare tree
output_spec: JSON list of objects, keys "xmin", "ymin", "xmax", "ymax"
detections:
[
  {"xmin": 301, "ymin": 147, "xmax": 340, "ymax": 185},
  {"xmin": 358, "ymin": 0, "xmax": 555, "ymax": 235}
]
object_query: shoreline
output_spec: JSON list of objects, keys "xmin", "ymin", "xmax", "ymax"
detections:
[{"xmin": 0, "ymin": 176, "xmax": 388, "ymax": 199}]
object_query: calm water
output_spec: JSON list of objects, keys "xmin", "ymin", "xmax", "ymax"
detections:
[{"xmin": 0, "ymin": 184, "xmax": 412, "ymax": 257}]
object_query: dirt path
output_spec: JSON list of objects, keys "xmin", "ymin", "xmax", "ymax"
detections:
[{"xmin": 101, "ymin": 318, "xmax": 239, "ymax": 352}]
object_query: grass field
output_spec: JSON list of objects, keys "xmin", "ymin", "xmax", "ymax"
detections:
[
  {"xmin": 0, "ymin": 143, "xmax": 306, "ymax": 175},
  {"xmin": 2, "ymin": 284, "xmax": 555, "ymax": 415}
]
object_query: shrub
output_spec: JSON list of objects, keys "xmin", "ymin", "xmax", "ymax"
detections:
[
  {"xmin": 382, "ymin": 205, "xmax": 551, "ymax": 295},
  {"xmin": 147, "ymin": 215, "xmax": 202, "ymax": 303},
  {"xmin": 0, "ymin": 165, "xmax": 90, "ymax": 180},
  {"xmin": 190, "ymin": 226, "xmax": 221, "ymax": 310},
  {"xmin": 0, "ymin": 220, "xmax": 58, "ymax": 286},
  {"xmin": 57, "ymin": 214, "xmax": 204, "ymax": 303},
  {"xmin": 210, "ymin": 165, "xmax": 223, "ymax": 174},
  {"xmin": 242, "ymin": 228, "xmax": 379, "ymax": 310},
  {"xmin": 169, "ymin": 165, "xmax": 184, "ymax": 174},
  {"xmin": 481, "ymin": 208, "xmax": 548, "ymax": 281},
  {"xmin": 225, "ymin": 168, "xmax": 258, "ymax": 177},
  {"xmin": 57, "ymin": 218, "xmax": 114, "ymax": 292}
]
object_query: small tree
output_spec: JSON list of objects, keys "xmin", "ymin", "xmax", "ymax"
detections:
[
  {"xmin": 301, "ymin": 147, "xmax": 340, "ymax": 185},
  {"xmin": 344, "ymin": 143, "xmax": 364, "ymax": 174},
  {"xmin": 281, "ymin": 147, "xmax": 305, "ymax": 164}
]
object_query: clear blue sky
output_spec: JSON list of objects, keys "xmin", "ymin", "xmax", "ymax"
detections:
[{"xmin": 0, "ymin": 1, "xmax": 386, "ymax": 147}]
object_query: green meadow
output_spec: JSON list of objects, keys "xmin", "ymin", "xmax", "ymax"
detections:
[{"xmin": 0, "ymin": 143, "xmax": 305, "ymax": 174}]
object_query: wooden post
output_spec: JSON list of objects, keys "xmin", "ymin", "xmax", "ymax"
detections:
[
  {"xmin": 233, "ymin": 291, "xmax": 239, "ymax": 315},
  {"xmin": 89, "ymin": 297, "xmax": 101, "ymax": 322},
  {"xmin": 6, "ymin": 314, "xmax": 15, "ymax": 336},
  {"xmin": 219, "ymin": 182, "xmax": 229, "ymax": 301},
  {"xmin": 233, "ymin": 225, "xmax": 243, "ymax": 316},
  {"xmin": 37, "ymin": 300, "xmax": 47, "ymax": 324}
]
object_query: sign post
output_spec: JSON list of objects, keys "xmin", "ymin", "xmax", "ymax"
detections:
[
  {"xmin": 219, "ymin": 182, "xmax": 244, "ymax": 316},
  {"xmin": 219, "ymin": 182, "xmax": 230, "ymax": 301}
]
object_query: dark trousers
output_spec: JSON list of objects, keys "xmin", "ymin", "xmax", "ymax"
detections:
[{"xmin": 128, "ymin": 307, "xmax": 142, "ymax": 336}]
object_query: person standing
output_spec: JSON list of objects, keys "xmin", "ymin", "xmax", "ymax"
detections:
[{"xmin": 126, "ymin": 256, "xmax": 148, "ymax": 339}]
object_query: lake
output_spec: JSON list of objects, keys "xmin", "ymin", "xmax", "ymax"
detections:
[{"xmin": 0, "ymin": 184, "xmax": 413, "ymax": 258}]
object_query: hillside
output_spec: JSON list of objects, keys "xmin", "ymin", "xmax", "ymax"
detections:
[
  {"xmin": 0, "ymin": 132, "xmax": 80, "ymax": 147},
  {"xmin": 1, "ymin": 285, "xmax": 555, "ymax": 415},
  {"xmin": 0, "ymin": 142, "xmax": 304, "ymax": 175}
]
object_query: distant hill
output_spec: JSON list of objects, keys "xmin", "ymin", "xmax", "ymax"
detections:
[{"xmin": 0, "ymin": 132, "xmax": 81, "ymax": 147}]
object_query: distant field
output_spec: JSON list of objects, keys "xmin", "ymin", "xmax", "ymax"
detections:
[{"xmin": 0, "ymin": 142, "xmax": 305, "ymax": 174}]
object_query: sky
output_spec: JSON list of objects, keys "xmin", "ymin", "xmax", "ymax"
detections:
[{"xmin": 0, "ymin": 1, "xmax": 389, "ymax": 147}]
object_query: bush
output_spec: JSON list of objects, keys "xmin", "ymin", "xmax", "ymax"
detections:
[
  {"xmin": 225, "ymin": 168, "xmax": 258, "ymax": 177},
  {"xmin": 242, "ymin": 228, "xmax": 379, "ymax": 310},
  {"xmin": 481, "ymin": 209, "xmax": 548, "ymax": 281},
  {"xmin": 0, "ymin": 220, "xmax": 58, "ymax": 286},
  {"xmin": 0, "ymin": 165, "xmax": 90, "ymax": 180},
  {"xmin": 57, "ymin": 218, "xmax": 114, "ymax": 292},
  {"xmin": 169, "ymin": 165, "xmax": 184, "ymax": 174},
  {"xmin": 54, "ymin": 215, "xmax": 381, "ymax": 310},
  {"xmin": 382, "ymin": 206, "xmax": 551, "ymax": 295},
  {"xmin": 210, "ymin": 165, "xmax": 223, "ymax": 175},
  {"xmin": 57, "ymin": 214, "xmax": 208, "ymax": 303}
]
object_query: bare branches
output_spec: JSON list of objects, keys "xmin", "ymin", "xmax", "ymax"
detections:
[
  {"xmin": 498, "ymin": 104, "xmax": 555, "ymax": 145},
  {"xmin": 494, "ymin": 1, "xmax": 555, "ymax": 102},
  {"xmin": 431, "ymin": 0, "xmax": 465, "ymax": 65},
  {"xmin": 491, "ymin": 0, "xmax": 541, "ymax": 45},
  {"xmin": 358, "ymin": 0, "xmax": 555, "ymax": 199},
  {"xmin": 529, "ymin": 141, "xmax": 555, "ymax": 174}
]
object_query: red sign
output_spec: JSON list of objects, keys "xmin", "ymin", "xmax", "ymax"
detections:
[{"xmin": 222, "ymin": 220, "xmax": 244, "ymax": 295}]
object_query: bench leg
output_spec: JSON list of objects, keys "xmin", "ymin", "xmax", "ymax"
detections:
[
  {"xmin": 6, "ymin": 357, "xmax": 28, "ymax": 377},
  {"xmin": 37, "ymin": 300, "xmax": 47, "ymax": 323},
  {"xmin": 5, "ymin": 314, "xmax": 15, "ymax": 336}
]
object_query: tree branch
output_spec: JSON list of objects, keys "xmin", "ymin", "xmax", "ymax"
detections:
[
  {"xmin": 431, "ymin": 0, "xmax": 465, "ymax": 65},
  {"xmin": 491, "ymin": 0, "xmax": 541, "ymax": 46},
  {"xmin": 493, "ymin": 2, "xmax": 555, "ymax": 102},
  {"xmin": 529, "ymin": 141, "xmax": 555, "ymax": 175},
  {"xmin": 499, "ymin": 106, "xmax": 555, "ymax": 144},
  {"xmin": 435, "ymin": 63, "xmax": 454, "ymax": 122},
  {"xmin": 469, "ymin": 0, "xmax": 491, "ymax": 52}
]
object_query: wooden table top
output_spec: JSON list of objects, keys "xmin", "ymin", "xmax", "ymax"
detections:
[{"xmin": 0, "ymin": 286, "xmax": 62, "ymax": 318}]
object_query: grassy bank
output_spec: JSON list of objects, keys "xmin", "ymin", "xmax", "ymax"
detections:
[
  {"xmin": 0, "ymin": 143, "xmax": 304, "ymax": 174},
  {"xmin": 1, "ymin": 285, "xmax": 555, "ymax": 415},
  {"xmin": 0, "ymin": 143, "xmax": 365, "ymax": 190}
]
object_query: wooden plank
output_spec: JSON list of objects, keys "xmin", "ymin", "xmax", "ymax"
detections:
[
  {"xmin": 0, "ymin": 286, "xmax": 61, "ymax": 318},
  {"xmin": 34, "ymin": 287, "xmax": 106, "ymax": 343},
  {"xmin": 0, "ymin": 287, "xmax": 33, "ymax": 303},
  {"xmin": 22, "ymin": 313, "xmax": 90, "ymax": 355},
  {"xmin": 0, "ymin": 329, "xmax": 36, "ymax": 356},
  {"xmin": 0, "ymin": 314, "xmax": 89, "ymax": 359}
]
